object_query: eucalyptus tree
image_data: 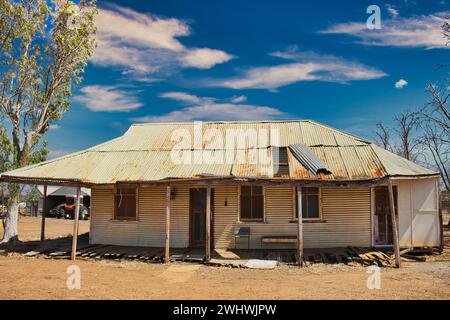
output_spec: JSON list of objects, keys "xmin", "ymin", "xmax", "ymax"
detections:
[{"xmin": 0, "ymin": 0, "xmax": 97, "ymax": 242}]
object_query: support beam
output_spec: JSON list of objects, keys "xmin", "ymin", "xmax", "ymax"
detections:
[
  {"xmin": 436, "ymin": 178, "xmax": 444, "ymax": 251},
  {"xmin": 388, "ymin": 180, "xmax": 401, "ymax": 268},
  {"xmin": 165, "ymin": 186, "xmax": 171, "ymax": 263},
  {"xmin": 297, "ymin": 188, "xmax": 304, "ymax": 267},
  {"xmin": 206, "ymin": 185, "xmax": 212, "ymax": 263},
  {"xmin": 71, "ymin": 187, "xmax": 81, "ymax": 261},
  {"xmin": 40, "ymin": 185, "xmax": 47, "ymax": 242}
]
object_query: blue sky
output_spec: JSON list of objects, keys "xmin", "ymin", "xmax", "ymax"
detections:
[{"xmin": 45, "ymin": 0, "xmax": 449, "ymax": 158}]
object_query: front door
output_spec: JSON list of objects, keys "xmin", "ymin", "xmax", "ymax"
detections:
[
  {"xmin": 374, "ymin": 186, "xmax": 398, "ymax": 246},
  {"xmin": 189, "ymin": 188, "xmax": 214, "ymax": 248}
]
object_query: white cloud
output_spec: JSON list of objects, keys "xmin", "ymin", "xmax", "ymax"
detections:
[
  {"xmin": 133, "ymin": 103, "xmax": 285, "ymax": 123},
  {"xmin": 49, "ymin": 124, "xmax": 60, "ymax": 130},
  {"xmin": 96, "ymin": 4, "xmax": 189, "ymax": 52},
  {"xmin": 134, "ymin": 92, "xmax": 286, "ymax": 122},
  {"xmin": 180, "ymin": 48, "xmax": 234, "ymax": 69},
  {"xmin": 92, "ymin": 4, "xmax": 233, "ymax": 79},
  {"xmin": 91, "ymin": 39, "xmax": 165, "ymax": 73},
  {"xmin": 386, "ymin": 4, "xmax": 399, "ymax": 18},
  {"xmin": 321, "ymin": 12, "xmax": 449, "ymax": 49},
  {"xmin": 218, "ymin": 63, "xmax": 318, "ymax": 89},
  {"xmin": 395, "ymin": 79, "xmax": 408, "ymax": 89},
  {"xmin": 160, "ymin": 92, "xmax": 204, "ymax": 104},
  {"xmin": 211, "ymin": 50, "xmax": 386, "ymax": 90},
  {"xmin": 231, "ymin": 95, "xmax": 247, "ymax": 103},
  {"xmin": 74, "ymin": 85, "xmax": 143, "ymax": 112}
]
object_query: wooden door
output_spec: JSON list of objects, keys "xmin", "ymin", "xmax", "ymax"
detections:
[
  {"xmin": 374, "ymin": 186, "xmax": 398, "ymax": 246},
  {"xmin": 189, "ymin": 188, "xmax": 214, "ymax": 248}
]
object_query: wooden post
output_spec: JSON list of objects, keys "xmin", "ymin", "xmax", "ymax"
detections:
[
  {"xmin": 71, "ymin": 187, "xmax": 81, "ymax": 261},
  {"xmin": 436, "ymin": 178, "xmax": 444, "ymax": 251},
  {"xmin": 40, "ymin": 185, "xmax": 47, "ymax": 242},
  {"xmin": 297, "ymin": 188, "xmax": 304, "ymax": 267},
  {"xmin": 164, "ymin": 186, "xmax": 171, "ymax": 263},
  {"xmin": 206, "ymin": 185, "xmax": 211, "ymax": 263},
  {"xmin": 388, "ymin": 180, "xmax": 401, "ymax": 268}
]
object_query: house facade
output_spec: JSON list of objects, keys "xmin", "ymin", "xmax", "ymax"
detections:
[
  {"xmin": 89, "ymin": 180, "xmax": 440, "ymax": 250},
  {"xmin": 1, "ymin": 120, "xmax": 442, "ymax": 253}
]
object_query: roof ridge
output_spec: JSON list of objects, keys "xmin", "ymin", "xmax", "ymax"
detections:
[
  {"xmin": 128, "ymin": 120, "xmax": 372, "ymax": 145},
  {"xmin": 305, "ymin": 120, "xmax": 371, "ymax": 145},
  {"xmin": 130, "ymin": 119, "xmax": 312, "ymax": 126}
]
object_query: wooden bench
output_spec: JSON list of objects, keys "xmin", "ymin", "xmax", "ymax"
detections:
[{"xmin": 261, "ymin": 235, "xmax": 297, "ymax": 248}]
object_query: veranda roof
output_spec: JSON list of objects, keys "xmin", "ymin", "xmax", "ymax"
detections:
[{"xmin": 0, "ymin": 120, "xmax": 437, "ymax": 186}]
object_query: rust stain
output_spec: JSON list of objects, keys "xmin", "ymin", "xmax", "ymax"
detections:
[{"xmin": 1, "ymin": 120, "xmax": 433, "ymax": 185}]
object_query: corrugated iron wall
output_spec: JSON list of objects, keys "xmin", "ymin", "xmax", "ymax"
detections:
[
  {"xmin": 91, "ymin": 186, "xmax": 190, "ymax": 247},
  {"xmin": 397, "ymin": 178, "xmax": 440, "ymax": 247},
  {"xmin": 215, "ymin": 186, "xmax": 371, "ymax": 249},
  {"xmin": 90, "ymin": 185, "xmax": 372, "ymax": 249}
]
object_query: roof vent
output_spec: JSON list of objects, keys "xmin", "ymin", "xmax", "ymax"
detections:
[{"xmin": 288, "ymin": 144, "xmax": 332, "ymax": 175}]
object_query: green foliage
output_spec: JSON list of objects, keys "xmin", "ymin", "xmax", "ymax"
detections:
[
  {"xmin": 0, "ymin": 127, "xmax": 13, "ymax": 173},
  {"xmin": 0, "ymin": 127, "xmax": 48, "ymax": 173},
  {"xmin": 0, "ymin": 0, "xmax": 97, "ymax": 167},
  {"xmin": 22, "ymin": 185, "xmax": 41, "ymax": 203}
]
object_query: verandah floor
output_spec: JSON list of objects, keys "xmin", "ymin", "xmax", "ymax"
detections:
[{"xmin": 0, "ymin": 231, "xmax": 433, "ymax": 268}]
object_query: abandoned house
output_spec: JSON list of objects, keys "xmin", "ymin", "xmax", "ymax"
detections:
[{"xmin": 0, "ymin": 120, "xmax": 442, "ymax": 265}]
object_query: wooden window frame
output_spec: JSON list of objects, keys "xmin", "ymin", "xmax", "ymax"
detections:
[
  {"xmin": 238, "ymin": 185, "xmax": 265, "ymax": 223},
  {"xmin": 292, "ymin": 186, "xmax": 322, "ymax": 221},
  {"xmin": 113, "ymin": 187, "xmax": 139, "ymax": 221}
]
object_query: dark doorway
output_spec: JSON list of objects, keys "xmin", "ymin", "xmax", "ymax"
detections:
[
  {"xmin": 374, "ymin": 186, "xmax": 398, "ymax": 246},
  {"xmin": 189, "ymin": 188, "xmax": 214, "ymax": 248}
]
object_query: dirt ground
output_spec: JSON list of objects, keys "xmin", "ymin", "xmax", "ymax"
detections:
[
  {"xmin": 0, "ymin": 216, "xmax": 449, "ymax": 300},
  {"xmin": 0, "ymin": 215, "xmax": 90, "ymax": 241}
]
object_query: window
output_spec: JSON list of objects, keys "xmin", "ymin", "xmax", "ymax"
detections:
[
  {"xmin": 295, "ymin": 187, "xmax": 320, "ymax": 219},
  {"xmin": 240, "ymin": 186, "xmax": 264, "ymax": 221},
  {"xmin": 114, "ymin": 188, "xmax": 137, "ymax": 220}
]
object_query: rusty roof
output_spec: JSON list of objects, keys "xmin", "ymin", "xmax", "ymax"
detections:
[{"xmin": 0, "ymin": 120, "xmax": 438, "ymax": 185}]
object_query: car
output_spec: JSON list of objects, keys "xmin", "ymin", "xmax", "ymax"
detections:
[
  {"xmin": 48, "ymin": 204, "xmax": 68, "ymax": 219},
  {"xmin": 49, "ymin": 203, "xmax": 90, "ymax": 220}
]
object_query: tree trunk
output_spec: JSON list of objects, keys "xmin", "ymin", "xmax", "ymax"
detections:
[
  {"xmin": 1, "ymin": 132, "xmax": 32, "ymax": 244},
  {"xmin": 1, "ymin": 188, "xmax": 20, "ymax": 243}
]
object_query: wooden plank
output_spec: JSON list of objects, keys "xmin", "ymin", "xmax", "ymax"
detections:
[
  {"xmin": 313, "ymin": 253, "xmax": 322, "ymax": 263},
  {"xmin": 71, "ymin": 187, "xmax": 81, "ymax": 261},
  {"xmin": 325, "ymin": 252, "xmax": 337, "ymax": 264},
  {"xmin": 388, "ymin": 180, "xmax": 401, "ymax": 268},
  {"xmin": 261, "ymin": 237, "xmax": 297, "ymax": 244},
  {"xmin": 336, "ymin": 254, "xmax": 345, "ymax": 264},
  {"xmin": 319, "ymin": 252, "xmax": 329, "ymax": 264},
  {"xmin": 206, "ymin": 185, "xmax": 211, "ymax": 262},
  {"xmin": 297, "ymin": 188, "xmax": 303, "ymax": 267},
  {"xmin": 164, "ymin": 186, "xmax": 171, "ymax": 263},
  {"xmin": 40, "ymin": 185, "xmax": 47, "ymax": 241}
]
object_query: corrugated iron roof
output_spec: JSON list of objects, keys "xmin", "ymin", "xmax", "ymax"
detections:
[
  {"xmin": 289, "ymin": 144, "xmax": 332, "ymax": 175},
  {"xmin": 37, "ymin": 186, "xmax": 91, "ymax": 197},
  {"xmin": 0, "ymin": 120, "xmax": 438, "ymax": 185}
]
